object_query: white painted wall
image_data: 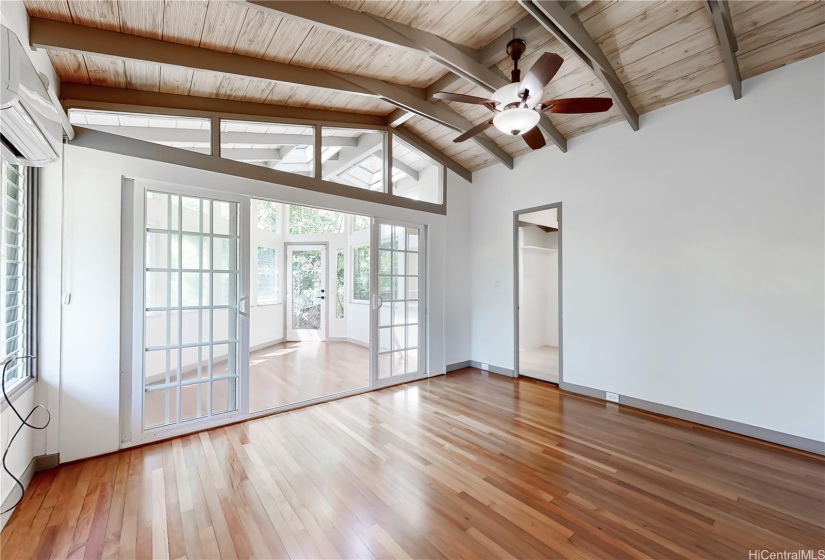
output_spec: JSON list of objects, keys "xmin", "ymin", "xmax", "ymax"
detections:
[
  {"xmin": 51, "ymin": 143, "xmax": 467, "ymax": 461},
  {"xmin": 546, "ymin": 251, "xmax": 558, "ymax": 348},
  {"xmin": 470, "ymin": 55, "xmax": 825, "ymax": 443},
  {"xmin": 59, "ymin": 147, "xmax": 124, "ymax": 462},
  {"xmin": 249, "ymin": 199, "xmax": 285, "ymax": 348},
  {"xmin": 518, "ymin": 228, "xmax": 558, "ymax": 350},
  {"xmin": 445, "ymin": 175, "xmax": 472, "ymax": 366}
]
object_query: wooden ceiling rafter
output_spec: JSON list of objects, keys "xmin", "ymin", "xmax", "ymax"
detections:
[
  {"xmin": 29, "ymin": 16, "xmax": 513, "ymax": 170},
  {"xmin": 705, "ymin": 0, "xmax": 743, "ymax": 99},
  {"xmin": 239, "ymin": 1, "xmax": 567, "ymax": 155},
  {"xmin": 236, "ymin": 1, "xmax": 530, "ymax": 163},
  {"xmin": 519, "ymin": 0, "xmax": 640, "ymax": 131},
  {"xmin": 22, "ymin": 0, "xmax": 825, "ymax": 174},
  {"xmin": 240, "ymin": 1, "xmax": 507, "ymax": 92}
]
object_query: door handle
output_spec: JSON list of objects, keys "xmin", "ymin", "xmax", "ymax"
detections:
[
  {"xmin": 238, "ymin": 296, "xmax": 249, "ymax": 317},
  {"xmin": 372, "ymin": 294, "xmax": 383, "ymax": 310}
]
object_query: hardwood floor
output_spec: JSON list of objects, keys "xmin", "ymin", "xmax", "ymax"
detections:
[
  {"xmin": 519, "ymin": 345, "xmax": 559, "ymax": 383},
  {"xmin": 3, "ymin": 369, "xmax": 823, "ymax": 559},
  {"xmin": 143, "ymin": 342, "xmax": 370, "ymax": 427},
  {"xmin": 249, "ymin": 341, "xmax": 369, "ymax": 412}
]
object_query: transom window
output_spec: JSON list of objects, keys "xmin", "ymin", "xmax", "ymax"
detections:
[{"xmin": 69, "ymin": 109, "xmax": 446, "ymax": 210}]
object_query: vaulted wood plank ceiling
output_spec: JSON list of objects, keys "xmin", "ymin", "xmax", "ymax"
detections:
[{"xmin": 24, "ymin": 0, "xmax": 825, "ymax": 173}]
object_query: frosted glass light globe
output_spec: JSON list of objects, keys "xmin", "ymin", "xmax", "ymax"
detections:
[
  {"xmin": 493, "ymin": 108, "xmax": 540, "ymax": 136},
  {"xmin": 490, "ymin": 83, "xmax": 540, "ymax": 109}
]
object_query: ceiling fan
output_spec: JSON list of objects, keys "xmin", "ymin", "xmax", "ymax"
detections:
[{"xmin": 433, "ymin": 39, "xmax": 613, "ymax": 150}]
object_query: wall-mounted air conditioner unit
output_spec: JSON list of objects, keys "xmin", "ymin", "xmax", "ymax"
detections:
[{"xmin": 0, "ymin": 25, "xmax": 62, "ymax": 166}]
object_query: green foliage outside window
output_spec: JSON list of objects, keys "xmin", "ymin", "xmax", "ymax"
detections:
[
  {"xmin": 336, "ymin": 249, "xmax": 345, "ymax": 318},
  {"xmin": 353, "ymin": 215, "xmax": 370, "ymax": 232},
  {"xmin": 289, "ymin": 205, "xmax": 344, "ymax": 235},
  {"xmin": 352, "ymin": 246, "xmax": 370, "ymax": 301},
  {"xmin": 257, "ymin": 200, "xmax": 279, "ymax": 233}
]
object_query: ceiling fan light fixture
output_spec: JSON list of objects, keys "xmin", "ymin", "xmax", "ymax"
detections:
[{"xmin": 493, "ymin": 108, "xmax": 540, "ymax": 136}]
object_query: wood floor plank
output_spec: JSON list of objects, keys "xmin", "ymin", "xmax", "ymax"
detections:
[{"xmin": 3, "ymin": 369, "xmax": 823, "ymax": 559}]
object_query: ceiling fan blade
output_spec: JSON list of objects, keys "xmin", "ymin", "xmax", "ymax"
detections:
[
  {"xmin": 522, "ymin": 126, "xmax": 546, "ymax": 150},
  {"xmin": 454, "ymin": 119, "xmax": 494, "ymax": 143},
  {"xmin": 519, "ymin": 53, "xmax": 564, "ymax": 99},
  {"xmin": 542, "ymin": 97, "xmax": 613, "ymax": 114},
  {"xmin": 433, "ymin": 92, "xmax": 499, "ymax": 106}
]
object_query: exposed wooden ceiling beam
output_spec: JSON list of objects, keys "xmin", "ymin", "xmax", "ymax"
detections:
[
  {"xmin": 705, "ymin": 0, "xmax": 742, "ymax": 100},
  {"xmin": 240, "ymin": 1, "xmax": 509, "ymax": 92},
  {"xmin": 560, "ymin": 0, "xmax": 594, "ymax": 16},
  {"xmin": 59, "ymin": 83, "xmax": 473, "ymax": 183},
  {"xmin": 519, "ymin": 0, "xmax": 640, "ymax": 131},
  {"xmin": 386, "ymin": 108, "xmax": 415, "ymax": 128},
  {"xmin": 236, "ymin": 2, "xmax": 561, "ymax": 158},
  {"xmin": 232, "ymin": 4, "xmax": 518, "ymax": 167},
  {"xmin": 59, "ymin": 84, "xmax": 386, "ymax": 126},
  {"xmin": 30, "ymin": 17, "xmax": 510, "ymax": 169},
  {"xmin": 322, "ymin": 133, "xmax": 383, "ymax": 180},
  {"xmin": 198, "ymin": 147, "xmax": 284, "ymax": 161}
]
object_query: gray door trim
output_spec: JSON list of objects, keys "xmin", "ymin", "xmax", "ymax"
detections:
[{"xmin": 513, "ymin": 202, "xmax": 562, "ymax": 384}]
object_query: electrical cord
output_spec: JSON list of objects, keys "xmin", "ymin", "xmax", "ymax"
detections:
[{"xmin": 1, "ymin": 356, "xmax": 50, "ymax": 515}]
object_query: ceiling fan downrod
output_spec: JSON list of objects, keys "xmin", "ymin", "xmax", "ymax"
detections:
[{"xmin": 506, "ymin": 38, "xmax": 527, "ymax": 83}]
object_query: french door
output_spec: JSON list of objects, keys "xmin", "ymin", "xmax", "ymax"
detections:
[
  {"xmin": 371, "ymin": 219, "xmax": 426, "ymax": 386},
  {"xmin": 286, "ymin": 244, "xmax": 327, "ymax": 341},
  {"xmin": 129, "ymin": 187, "xmax": 427, "ymax": 444},
  {"xmin": 136, "ymin": 186, "xmax": 249, "ymax": 436}
]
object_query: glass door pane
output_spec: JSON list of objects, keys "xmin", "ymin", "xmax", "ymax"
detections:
[
  {"xmin": 372, "ymin": 221, "xmax": 424, "ymax": 383},
  {"xmin": 143, "ymin": 190, "xmax": 242, "ymax": 429},
  {"xmin": 286, "ymin": 245, "xmax": 327, "ymax": 341}
]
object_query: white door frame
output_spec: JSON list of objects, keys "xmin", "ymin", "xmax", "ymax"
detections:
[
  {"xmin": 127, "ymin": 180, "xmax": 251, "ymax": 444},
  {"xmin": 121, "ymin": 187, "xmax": 430, "ymax": 446},
  {"xmin": 285, "ymin": 242, "xmax": 328, "ymax": 342},
  {"xmin": 370, "ymin": 217, "xmax": 427, "ymax": 389}
]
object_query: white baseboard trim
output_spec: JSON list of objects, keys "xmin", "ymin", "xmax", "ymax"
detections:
[
  {"xmin": 251, "ymin": 338, "xmax": 285, "ymax": 352},
  {"xmin": 327, "ymin": 337, "xmax": 369, "ymax": 348}
]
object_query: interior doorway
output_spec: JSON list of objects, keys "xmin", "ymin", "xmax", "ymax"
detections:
[
  {"xmin": 514, "ymin": 204, "xmax": 561, "ymax": 384},
  {"xmin": 248, "ymin": 202, "xmax": 371, "ymax": 412}
]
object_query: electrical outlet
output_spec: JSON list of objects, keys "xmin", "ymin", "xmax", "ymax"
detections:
[
  {"xmin": 480, "ymin": 363, "xmax": 489, "ymax": 371},
  {"xmin": 606, "ymin": 392, "xmax": 619, "ymax": 403}
]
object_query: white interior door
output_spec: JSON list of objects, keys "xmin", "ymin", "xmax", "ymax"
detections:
[
  {"xmin": 139, "ymin": 188, "xmax": 249, "ymax": 434},
  {"xmin": 371, "ymin": 220, "xmax": 425, "ymax": 386},
  {"xmin": 286, "ymin": 244, "xmax": 327, "ymax": 341}
]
